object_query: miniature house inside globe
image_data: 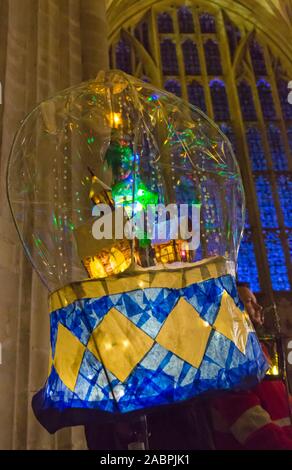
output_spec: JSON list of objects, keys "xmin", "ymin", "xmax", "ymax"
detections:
[{"xmin": 7, "ymin": 70, "xmax": 245, "ymax": 292}]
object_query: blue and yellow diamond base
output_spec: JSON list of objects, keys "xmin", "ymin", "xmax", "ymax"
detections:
[{"xmin": 32, "ymin": 257, "xmax": 268, "ymax": 433}]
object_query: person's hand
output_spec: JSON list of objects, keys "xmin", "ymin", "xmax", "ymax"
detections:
[{"xmin": 237, "ymin": 286, "xmax": 264, "ymax": 328}]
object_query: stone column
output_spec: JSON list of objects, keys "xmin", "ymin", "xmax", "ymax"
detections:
[
  {"xmin": 80, "ymin": 0, "xmax": 109, "ymax": 80},
  {"xmin": 0, "ymin": 0, "xmax": 109, "ymax": 449}
]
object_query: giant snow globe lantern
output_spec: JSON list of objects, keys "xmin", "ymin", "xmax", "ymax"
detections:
[{"xmin": 7, "ymin": 70, "xmax": 267, "ymax": 433}]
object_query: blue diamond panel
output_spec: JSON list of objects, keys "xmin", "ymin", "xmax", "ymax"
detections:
[
  {"xmin": 36, "ymin": 274, "xmax": 268, "ymax": 422},
  {"xmin": 41, "ymin": 331, "xmax": 267, "ymax": 415},
  {"xmin": 51, "ymin": 295, "xmax": 114, "ymax": 350},
  {"xmin": 183, "ymin": 278, "xmax": 226, "ymax": 325}
]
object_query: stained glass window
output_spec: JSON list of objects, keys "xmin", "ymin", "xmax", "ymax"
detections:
[
  {"xmin": 204, "ymin": 40, "xmax": 222, "ymax": 75},
  {"xmin": 158, "ymin": 12, "xmax": 174, "ymax": 33},
  {"xmin": 201, "ymin": 179, "xmax": 221, "ymax": 230},
  {"xmin": 210, "ymin": 79, "xmax": 230, "ymax": 120},
  {"xmin": 206, "ymin": 231, "xmax": 221, "ymax": 257},
  {"xmin": 238, "ymin": 81, "xmax": 257, "ymax": 121},
  {"xmin": 246, "ymin": 127, "xmax": 267, "ymax": 170},
  {"xmin": 257, "ymin": 79, "xmax": 276, "ymax": 120},
  {"xmin": 225, "ymin": 17, "xmax": 241, "ymax": 60},
  {"xmin": 287, "ymin": 126, "xmax": 292, "ymax": 153},
  {"xmin": 250, "ymin": 40, "xmax": 267, "ymax": 76},
  {"xmin": 178, "ymin": 7, "xmax": 194, "ymax": 33},
  {"xmin": 160, "ymin": 40, "xmax": 179, "ymax": 75},
  {"xmin": 142, "ymin": 23, "xmax": 150, "ymax": 52},
  {"xmin": 199, "ymin": 13, "xmax": 216, "ymax": 33},
  {"xmin": 182, "ymin": 40, "xmax": 200, "ymax": 75},
  {"xmin": 264, "ymin": 231, "xmax": 290, "ymax": 291},
  {"xmin": 277, "ymin": 79, "xmax": 292, "ymax": 120},
  {"xmin": 164, "ymin": 80, "xmax": 181, "ymax": 97},
  {"xmin": 135, "ymin": 22, "xmax": 150, "ymax": 53},
  {"xmin": 115, "ymin": 39, "xmax": 132, "ymax": 73},
  {"xmin": 187, "ymin": 81, "xmax": 206, "ymax": 112},
  {"xmin": 277, "ymin": 175, "xmax": 292, "ymax": 227},
  {"xmin": 237, "ymin": 231, "xmax": 260, "ymax": 292},
  {"xmin": 287, "ymin": 230, "xmax": 292, "ymax": 258},
  {"xmin": 134, "ymin": 27, "xmax": 140, "ymax": 41},
  {"xmin": 244, "ymin": 208, "xmax": 251, "ymax": 229},
  {"xmin": 113, "ymin": 6, "xmax": 292, "ymax": 292},
  {"xmin": 255, "ymin": 175, "xmax": 278, "ymax": 228},
  {"xmin": 220, "ymin": 123, "xmax": 236, "ymax": 153},
  {"xmin": 267, "ymin": 123, "xmax": 288, "ymax": 170}
]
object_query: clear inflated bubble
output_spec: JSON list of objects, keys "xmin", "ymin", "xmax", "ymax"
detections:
[{"xmin": 7, "ymin": 70, "xmax": 245, "ymax": 292}]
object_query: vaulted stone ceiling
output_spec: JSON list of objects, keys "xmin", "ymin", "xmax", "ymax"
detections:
[
  {"xmin": 106, "ymin": 0, "xmax": 292, "ymax": 20},
  {"xmin": 105, "ymin": 0, "xmax": 292, "ymax": 71}
]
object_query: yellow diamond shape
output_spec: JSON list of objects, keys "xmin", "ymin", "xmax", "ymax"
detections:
[
  {"xmin": 87, "ymin": 308, "xmax": 154, "ymax": 382},
  {"xmin": 54, "ymin": 323, "xmax": 86, "ymax": 391},
  {"xmin": 213, "ymin": 291, "xmax": 253, "ymax": 354},
  {"xmin": 156, "ymin": 298, "xmax": 212, "ymax": 368}
]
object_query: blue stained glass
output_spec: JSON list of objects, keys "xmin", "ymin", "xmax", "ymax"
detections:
[
  {"xmin": 134, "ymin": 27, "xmax": 140, "ymax": 41},
  {"xmin": 277, "ymin": 175, "xmax": 292, "ymax": 227},
  {"xmin": 135, "ymin": 22, "xmax": 150, "ymax": 53},
  {"xmin": 246, "ymin": 127, "xmax": 266, "ymax": 170},
  {"xmin": 267, "ymin": 124, "xmax": 288, "ymax": 170},
  {"xmin": 178, "ymin": 7, "xmax": 194, "ymax": 33},
  {"xmin": 158, "ymin": 12, "xmax": 174, "ymax": 33},
  {"xmin": 115, "ymin": 40, "xmax": 132, "ymax": 73},
  {"xmin": 249, "ymin": 40, "xmax": 267, "ymax": 75},
  {"xmin": 238, "ymin": 81, "xmax": 257, "ymax": 121},
  {"xmin": 200, "ymin": 13, "xmax": 216, "ymax": 33},
  {"xmin": 277, "ymin": 79, "xmax": 292, "ymax": 120},
  {"xmin": 244, "ymin": 208, "xmax": 250, "ymax": 229},
  {"xmin": 257, "ymin": 79, "xmax": 276, "ymax": 120},
  {"xmin": 160, "ymin": 40, "xmax": 179, "ymax": 75},
  {"xmin": 164, "ymin": 79, "xmax": 181, "ymax": 97},
  {"xmin": 264, "ymin": 231, "xmax": 290, "ymax": 291},
  {"xmin": 201, "ymin": 179, "xmax": 221, "ymax": 230},
  {"xmin": 287, "ymin": 230, "xmax": 292, "ymax": 258},
  {"xmin": 288, "ymin": 126, "xmax": 292, "ymax": 153},
  {"xmin": 255, "ymin": 175, "xmax": 278, "ymax": 228},
  {"xmin": 141, "ymin": 22, "xmax": 150, "ymax": 52},
  {"xmin": 225, "ymin": 19, "xmax": 241, "ymax": 60},
  {"xmin": 210, "ymin": 79, "xmax": 230, "ymax": 121},
  {"xmin": 220, "ymin": 123, "xmax": 236, "ymax": 153},
  {"xmin": 204, "ymin": 40, "xmax": 222, "ymax": 75},
  {"xmin": 206, "ymin": 230, "xmax": 221, "ymax": 256},
  {"xmin": 182, "ymin": 40, "xmax": 200, "ymax": 75},
  {"xmin": 187, "ymin": 81, "xmax": 206, "ymax": 112},
  {"xmin": 237, "ymin": 231, "xmax": 260, "ymax": 292}
]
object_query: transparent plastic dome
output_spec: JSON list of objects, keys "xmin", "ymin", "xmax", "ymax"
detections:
[{"xmin": 7, "ymin": 70, "xmax": 245, "ymax": 292}]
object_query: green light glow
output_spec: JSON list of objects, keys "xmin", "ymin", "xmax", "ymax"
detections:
[{"xmin": 112, "ymin": 179, "xmax": 158, "ymax": 209}]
